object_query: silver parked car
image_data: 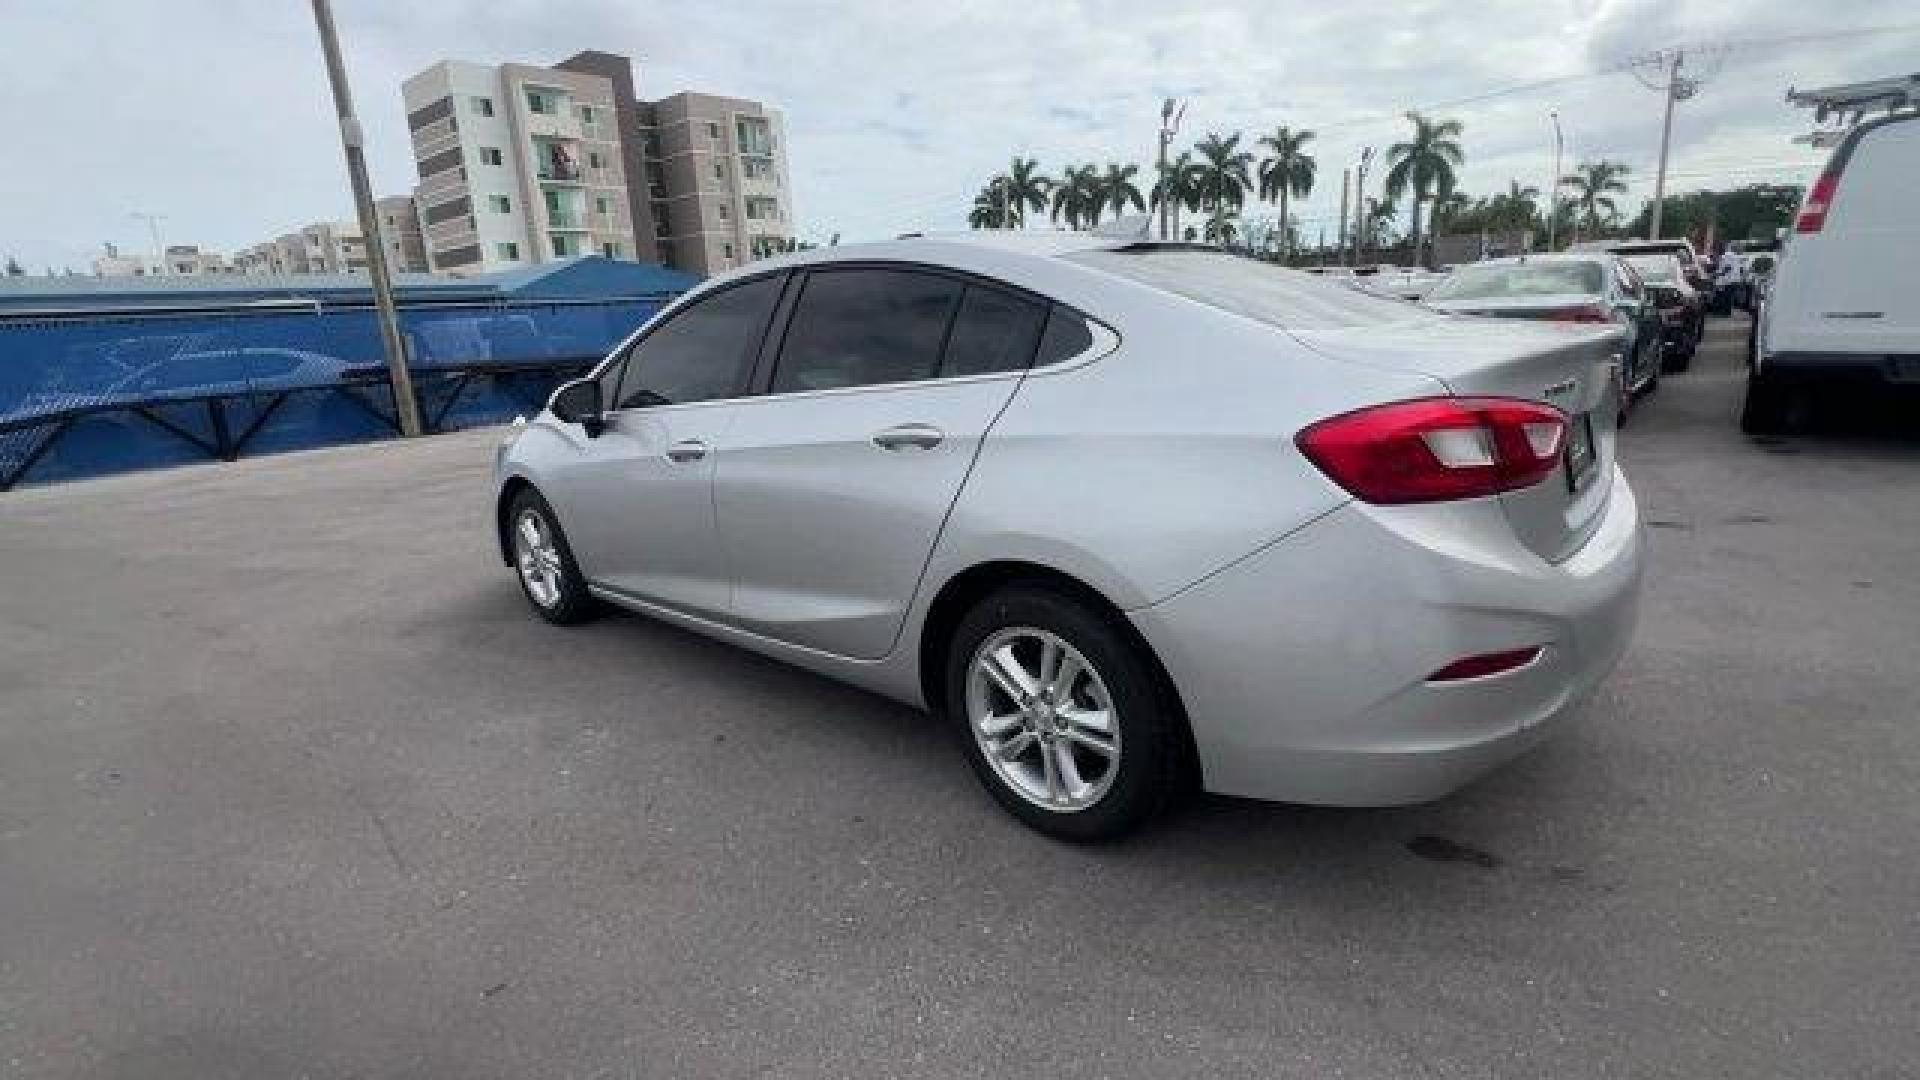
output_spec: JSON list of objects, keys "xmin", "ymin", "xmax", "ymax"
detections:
[{"xmin": 494, "ymin": 234, "xmax": 1644, "ymax": 840}]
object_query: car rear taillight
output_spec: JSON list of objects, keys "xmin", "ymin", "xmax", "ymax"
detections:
[
  {"xmin": 1794, "ymin": 170, "xmax": 1840, "ymax": 233},
  {"xmin": 1297, "ymin": 397, "xmax": 1568, "ymax": 505},
  {"xmin": 1428, "ymin": 646, "xmax": 1544, "ymax": 682},
  {"xmin": 1546, "ymin": 304, "xmax": 1611, "ymax": 323}
]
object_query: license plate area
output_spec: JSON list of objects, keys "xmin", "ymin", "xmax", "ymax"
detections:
[{"xmin": 1564, "ymin": 412, "xmax": 1597, "ymax": 491}]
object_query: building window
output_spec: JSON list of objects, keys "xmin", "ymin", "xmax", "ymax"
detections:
[
  {"xmin": 578, "ymin": 104, "xmax": 595, "ymax": 124},
  {"xmin": 595, "ymin": 196, "xmax": 611, "ymax": 214},
  {"xmin": 723, "ymin": 242, "xmax": 734, "ymax": 260},
  {"xmin": 743, "ymin": 158, "xmax": 774, "ymax": 181},
  {"xmin": 601, "ymin": 241, "xmax": 622, "ymax": 259},
  {"xmin": 489, "ymin": 195, "xmax": 512, "ymax": 213},
  {"xmin": 718, "ymin": 203, "xmax": 729, "ymax": 221},
  {"xmin": 706, "ymin": 122, "xmax": 721, "ymax": 140},
  {"xmin": 736, "ymin": 116, "xmax": 773, "ymax": 156},
  {"xmin": 746, "ymin": 197, "xmax": 778, "ymax": 221},
  {"xmin": 713, "ymin": 160, "xmax": 725, "ymax": 181},
  {"xmin": 527, "ymin": 90, "xmax": 554, "ymax": 115},
  {"xmin": 587, "ymin": 150, "xmax": 603, "ymax": 170},
  {"xmin": 479, "ymin": 146, "xmax": 503, "ymax": 166},
  {"xmin": 471, "ymin": 96, "xmax": 493, "ymax": 117},
  {"xmin": 497, "ymin": 242, "xmax": 519, "ymax": 260}
]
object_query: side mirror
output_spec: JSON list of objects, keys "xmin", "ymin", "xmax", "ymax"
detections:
[{"xmin": 550, "ymin": 377, "xmax": 604, "ymax": 437}]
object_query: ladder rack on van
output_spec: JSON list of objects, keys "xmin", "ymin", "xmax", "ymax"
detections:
[{"xmin": 1787, "ymin": 74, "xmax": 1919, "ymax": 145}]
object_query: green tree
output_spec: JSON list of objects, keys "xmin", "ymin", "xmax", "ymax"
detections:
[
  {"xmin": 1150, "ymin": 151, "xmax": 1204, "ymax": 240},
  {"xmin": 1193, "ymin": 131, "xmax": 1254, "ymax": 218},
  {"xmin": 1050, "ymin": 164, "xmax": 1104, "ymax": 229},
  {"xmin": 3, "ymin": 255, "xmax": 24, "ymax": 277},
  {"xmin": 1625, "ymin": 183, "xmax": 1803, "ymax": 245},
  {"xmin": 1562, "ymin": 159, "xmax": 1631, "ymax": 240},
  {"xmin": 1096, "ymin": 161, "xmax": 1146, "ymax": 222},
  {"xmin": 1256, "ymin": 126, "xmax": 1316, "ymax": 259},
  {"xmin": 998, "ymin": 157, "xmax": 1052, "ymax": 228},
  {"xmin": 968, "ymin": 182, "xmax": 1004, "ymax": 229},
  {"xmin": 1383, "ymin": 111, "xmax": 1465, "ymax": 265},
  {"xmin": 1486, "ymin": 180, "xmax": 1540, "ymax": 232}
]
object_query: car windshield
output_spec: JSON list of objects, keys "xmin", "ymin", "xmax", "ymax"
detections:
[
  {"xmin": 1425, "ymin": 261, "xmax": 1603, "ymax": 302},
  {"xmin": 1625, "ymin": 256, "xmax": 1677, "ymax": 283}
]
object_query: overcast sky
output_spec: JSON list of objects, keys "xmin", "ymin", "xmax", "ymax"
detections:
[{"xmin": 1, "ymin": 0, "xmax": 1915, "ymax": 271}]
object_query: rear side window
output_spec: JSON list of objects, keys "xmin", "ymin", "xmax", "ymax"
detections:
[
  {"xmin": 941, "ymin": 286, "xmax": 1047, "ymax": 378},
  {"xmin": 1035, "ymin": 306, "xmax": 1095, "ymax": 365},
  {"xmin": 613, "ymin": 274, "xmax": 783, "ymax": 408},
  {"xmin": 773, "ymin": 268, "xmax": 962, "ymax": 392}
]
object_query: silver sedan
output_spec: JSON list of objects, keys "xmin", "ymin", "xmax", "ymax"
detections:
[{"xmin": 494, "ymin": 233, "xmax": 1644, "ymax": 840}]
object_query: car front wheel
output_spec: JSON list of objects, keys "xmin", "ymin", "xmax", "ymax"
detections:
[
  {"xmin": 508, "ymin": 487, "xmax": 596, "ymax": 625},
  {"xmin": 945, "ymin": 586, "xmax": 1181, "ymax": 841}
]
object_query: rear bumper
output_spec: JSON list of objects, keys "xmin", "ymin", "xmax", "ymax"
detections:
[
  {"xmin": 1130, "ymin": 466, "xmax": 1644, "ymax": 806},
  {"xmin": 1760, "ymin": 351, "xmax": 1920, "ymax": 386}
]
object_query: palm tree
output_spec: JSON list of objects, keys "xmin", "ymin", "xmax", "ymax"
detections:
[
  {"xmin": 968, "ymin": 183, "xmax": 1002, "ymax": 229},
  {"xmin": 1049, "ymin": 164, "xmax": 1107, "ymax": 230},
  {"xmin": 1203, "ymin": 214, "xmax": 1238, "ymax": 245},
  {"xmin": 1192, "ymin": 131, "xmax": 1254, "ymax": 219},
  {"xmin": 1383, "ymin": 111, "xmax": 1465, "ymax": 265},
  {"xmin": 1097, "ymin": 162, "xmax": 1145, "ymax": 223},
  {"xmin": 1561, "ymin": 159, "xmax": 1630, "ymax": 241},
  {"xmin": 1361, "ymin": 196, "xmax": 1397, "ymax": 258},
  {"xmin": 1256, "ymin": 126, "xmax": 1316, "ymax": 259},
  {"xmin": 1485, "ymin": 180, "xmax": 1540, "ymax": 233},
  {"xmin": 999, "ymin": 157, "xmax": 1052, "ymax": 228},
  {"xmin": 1150, "ymin": 151, "xmax": 1203, "ymax": 240}
]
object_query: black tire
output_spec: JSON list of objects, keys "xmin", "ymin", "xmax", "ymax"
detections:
[
  {"xmin": 506, "ymin": 487, "xmax": 598, "ymax": 625},
  {"xmin": 1740, "ymin": 372, "xmax": 1793, "ymax": 438},
  {"xmin": 944, "ymin": 585, "xmax": 1182, "ymax": 842}
]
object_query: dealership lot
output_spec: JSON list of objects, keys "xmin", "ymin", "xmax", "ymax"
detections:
[{"xmin": 2, "ymin": 316, "xmax": 1916, "ymax": 1079}]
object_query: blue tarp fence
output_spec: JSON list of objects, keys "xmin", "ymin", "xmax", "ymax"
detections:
[{"xmin": 0, "ymin": 272, "xmax": 683, "ymax": 488}]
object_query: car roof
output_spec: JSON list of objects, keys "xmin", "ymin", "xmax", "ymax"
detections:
[{"xmin": 1456, "ymin": 252, "xmax": 1612, "ymax": 268}]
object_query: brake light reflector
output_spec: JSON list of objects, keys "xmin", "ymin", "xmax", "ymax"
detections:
[
  {"xmin": 1297, "ymin": 397, "xmax": 1569, "ymax": 504},
  {"xmin": 1794, "ymin": 170, "xmax": 1840, "ymax": 233},
  {"xmin": 1428, "ymin": 646, "xmax": 1544, "ymax": 682},
  {"xmin": 1546, "ymin": 304, "xmax": 1611, "ymax": 323}
]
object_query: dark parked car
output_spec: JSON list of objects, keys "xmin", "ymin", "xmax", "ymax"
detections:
[
  {"xmin": 1423, "ymin": 253, "xmax": 1665, "ymax": 412},
  {"xmin": 1618, "ymin": 253, "xmax": 1703, "ymax": 369}
]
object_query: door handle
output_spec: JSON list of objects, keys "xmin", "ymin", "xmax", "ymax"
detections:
[
  {"xmin": 665, "ymin": 439, "xmax": 709, "ymax": 463},
  {"xmin": 872, "ymin": 424, "xmax": 944, "ymax": 451}
]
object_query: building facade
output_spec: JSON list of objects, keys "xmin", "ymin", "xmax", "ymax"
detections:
[
  {"xmin": 403, "ymin": 53, "xmax": 793, "ymax": 277},
  {"xmin": 375, "ymin": 195, "xmax": 430, "ymax": 273},
  {"xmin": 163, "ymin": 245, "xmax": 228, "ymax": 275}
]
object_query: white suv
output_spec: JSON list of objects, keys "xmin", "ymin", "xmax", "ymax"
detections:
[{"xmin": 1747, "ymin": 110, "xmax": 1920, "ymax": 434}]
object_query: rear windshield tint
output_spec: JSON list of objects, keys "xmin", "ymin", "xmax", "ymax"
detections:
[
  {"xmin": 1426, "ymin": 261, "xmax": 1604, "ymax": 302},
  {"xmin": 1067, "ymin": 248, "xmax": 1435, "ymax": 331},
  {"xmin": 1624, "ymin": 256, "xmax": 1678, "ymax": 283}
]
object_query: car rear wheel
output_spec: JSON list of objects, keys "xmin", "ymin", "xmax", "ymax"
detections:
[
  {"xmin": 508, "ymin": 487, "xmax": 596, "ymax": 625},
  {"xmin": 945, "ymin": 586, "xmax": 1179, "ymax": 841},
  {"xmin": 1740, "ymin": 373, "xmax": 1794, "ymax": 438}
]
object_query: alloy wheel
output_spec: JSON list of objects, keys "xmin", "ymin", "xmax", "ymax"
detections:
[
  {"xmin": 513, "ymin": 507, "xmax": 565, "ymax": 609},
  {"xmin": 966, "ymin": 627, "xmax": 1121, "ymax": 812}
]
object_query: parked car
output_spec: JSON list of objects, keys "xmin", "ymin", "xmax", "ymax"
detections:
[
  {"xmin": 1618, "ymin": 253, "xmax": 1704, "ymax": 368},
  {"xmin": 1422, "ymin": 253, "xmax": 1664, "ymax": 412},
  {"xmin": 1610, "ymin": 238, "xmax": 1711, "ymax": 293},
  {"xmin": 1747, "ymin": 109, "xmax": 1918, "ymax": 435},
  {"xmin": 493, "ymin": 235, "xmax": 1644, "ymax": 840}
]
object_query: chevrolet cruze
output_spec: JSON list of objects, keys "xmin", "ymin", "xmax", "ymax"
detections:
[{"xmin": 494, "ymin": 233, "xmax": 1643, "ymax": 840}]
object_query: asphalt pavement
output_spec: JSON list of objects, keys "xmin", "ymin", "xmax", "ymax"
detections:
[{"xmin": 2, "ymin": 314, "xmax": 1917, "ymax": 1079}]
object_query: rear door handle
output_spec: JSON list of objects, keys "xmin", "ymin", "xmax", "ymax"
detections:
[
  {"xmin": 665, "ymin": 439, "xmax": 709, "ymax": 463},
  {"xmin": 872, "ymin": 424, "xmax": 944, "ymax": 451}
]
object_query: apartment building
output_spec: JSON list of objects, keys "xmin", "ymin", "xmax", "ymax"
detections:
[
  {"xmin": 375, "ymin": 196, "xmax": 429, "ymax": 274},
  {"xmin": 233, "ymin": 203, "xmax": 428, "ymax": 277},
  {"xmin": 163, "ymin": 245, "xmax": 228, "ymax": 275},
  {"xmin": 403, "ymin": 60, "xmax": 637, "ymax": 275},
  {"xmin": 404, "ymin": 52, "xmax": 794, "ymax": 277}
]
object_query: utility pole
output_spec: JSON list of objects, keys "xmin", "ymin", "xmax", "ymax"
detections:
[
  {"xmin": 310, "ymin": 0, "xmax": 422, "ymax": 438},
  {"xmin": 1337, "ymin": 168, "xmax": 1350, "ymax": 265},
  {"xmin": 1351, "ymin": 147, "xmax": 1375, "ymax": 266},
  {"xmin": 1649, "ymin": 50, "xmax": 1684, "ymax": 240},
  {"xmin": 1547, "ymin": 111, "xmax": 1564, "ymax": 251},
  {"xmin": 1156, "ymin": 98, "xmax": 1185, "ymax": 240},
  {"xmin": 129, "ymin": 211, "xmax": 166, "ymax": 273}
]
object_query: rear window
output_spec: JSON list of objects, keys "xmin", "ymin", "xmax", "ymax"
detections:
[
  {"xmin": 1624, "ymin": 256, "xmax": 1678, "ymax": 284},
  {"xmin": 1425, "ymin": 261, "xmax": 1604, "ymax": 302},
  {"xmin": 1068, "ymin": 248, "xmax": 1432, "ymax": 330}
]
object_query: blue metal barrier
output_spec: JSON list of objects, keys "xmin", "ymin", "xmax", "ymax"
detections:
[{"xmin": 0, "ymin": 292, "xmax": 674, "ymax": 490}]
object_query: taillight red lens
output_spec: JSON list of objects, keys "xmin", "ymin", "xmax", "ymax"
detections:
[
  {"xmin": 1547, "ymin": 304, "xmax": 1612, "ymax": 323},
  {"xmin": 1428, "ymin": 646, "xmax": 1544, "ymax": 682},
  {"xmin": 1794, "ymin": 171, "xmax": 1840, "ymax": 233},
  {"xmin": 1297, "ymin": 397, "xmax": 1568, "ymax": 504}
]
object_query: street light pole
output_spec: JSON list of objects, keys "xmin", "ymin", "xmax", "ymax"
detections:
[
  {"xmin": 1156, "ymin": 98, "xmax": 1184, "ymax": 241},
  {"xmin": 310, "ymin": 0, "xmax": 422, "ymax": 438},
  {"xmin": 1649, "ymin": 50, "xmax": 1684, "ymax": 241},
  {"xmin": 1547, "ymin": 111, "xmax": 1564, "ymax": 251},
  {"xmin": 1352, "ymin": 146, "xmax": 1375, "ymax": 265}
]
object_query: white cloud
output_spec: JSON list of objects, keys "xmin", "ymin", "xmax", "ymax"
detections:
[{"xmin": 0, "ymin": 0, "xmax": 1914, "ymax": 271}]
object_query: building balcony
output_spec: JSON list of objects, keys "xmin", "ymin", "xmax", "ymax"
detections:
[
  {"xmin": 546, "ymin": 213, "xmax": 589, "ymax": 231},
  {"xmin": 524, "ymin": 112, "xmax": 582, "ymax": 142}
]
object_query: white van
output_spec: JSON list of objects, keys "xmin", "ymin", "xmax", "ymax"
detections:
[{"xmin": 1747, "ymin": 110, "xmax": 1920, "ymax": 434}]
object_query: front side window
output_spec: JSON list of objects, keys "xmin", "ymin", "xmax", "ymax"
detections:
[
  {"xmin": 614, "ymin": 274, "xmax": 784, "ymax": 409},
  {"xmin": 772, "ymin": 269, "xmax": 963, "ymax": 393},
  {"xmin": 942, "ymin": 287, "xmax": 1047, "ymax": 378}
]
